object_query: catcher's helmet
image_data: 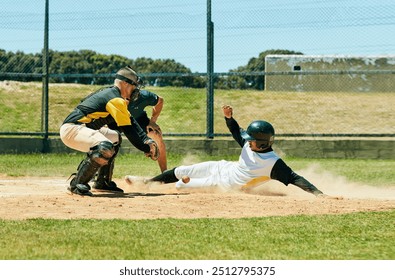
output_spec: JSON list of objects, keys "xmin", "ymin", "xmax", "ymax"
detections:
[
  {"xmin": 115, "ymin": 66, "xmax": 143, "ymax": 102},
  {"xmin": 116, "ymin": 66, "xmax": 142, "ymax": 86},
  {"xmin": 241, "ymin": 120, "xmax": 275, "ymax": 150}
]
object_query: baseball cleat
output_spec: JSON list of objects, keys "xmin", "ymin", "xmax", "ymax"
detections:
[{"xmin": 67, "ymin": 184, "xmax": 93, "ymax": 196}]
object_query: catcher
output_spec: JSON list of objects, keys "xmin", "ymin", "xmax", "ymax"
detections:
[
  {"xmin": 60, "ymin": 66, "xmax": 159, "ymax": 196},
  {"xmin": 126, "ymin": 105, "xmax": 328, "ymax": 197},
  {"xmin": 108, "ymin": 89, "xmax": 167, "ymax": 173}
]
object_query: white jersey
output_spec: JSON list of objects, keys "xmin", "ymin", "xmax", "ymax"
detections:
[{"xmin": 175, "ymin": 142, "xmax": 280, "ymax": 190}]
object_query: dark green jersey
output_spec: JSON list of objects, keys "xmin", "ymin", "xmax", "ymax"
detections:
[
  {"xmin": 63, "ymin": 86, "xmax": 131, "ymax": 128},
  {"xmin": 63, "ymin": 86, "xmax": 151, "ymax": 153},
  {"xmin": 128, "ymin": 90, "xmax": 159, "ymax": 119}
]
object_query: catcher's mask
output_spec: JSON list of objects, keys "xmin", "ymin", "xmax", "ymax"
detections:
[
  {"xmin": 241, "ymin": 120, "xmax": 275, "ymax": 150},
  {"xmin": 115, "ymin": 66, "xmax": 143, "ymax": 102}
]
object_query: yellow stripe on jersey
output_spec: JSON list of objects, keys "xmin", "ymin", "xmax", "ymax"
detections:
[
  {"xmin": 78, "ymin": 112, "xmax": 110, "ymax": 123},
  {"xmin": 242, "ymin": 175, "xmax": 271, "ymax": 189},
  {"xmin": 106, "ymin": 97, "xmax": 131, "ymax": 126}
]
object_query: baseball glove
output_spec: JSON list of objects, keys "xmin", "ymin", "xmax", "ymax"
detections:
[{"xmin": 144, "ymin": 139, "xmax": 160, "ymax": 161}]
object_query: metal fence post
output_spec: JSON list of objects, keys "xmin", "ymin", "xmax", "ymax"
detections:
[
  {"xmin": 41, "ymin": 0, "xmax": 50, "ymax": 152},
  {"xmin": 206, "ymin": 0, "xmax": 214, "ymax": 139}
]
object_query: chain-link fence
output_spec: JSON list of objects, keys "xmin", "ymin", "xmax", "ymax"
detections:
[{"xmin": 0, "ymin": 0, "xmax": 394, "ymax": 138}]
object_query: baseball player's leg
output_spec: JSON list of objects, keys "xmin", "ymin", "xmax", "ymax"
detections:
[
  {"xmin": 142, "ymin": 162, "xmax": 212, "ymax": 183},
  {"xmin": 92, "ymin": 129, "xmax": 124, "ymax": 192},
  {"xmin": 98, "ymin": 126, "xmax": 122, "ymax": 145},
  {"xmin": 171, "ymin": 162, "xmax": 219, "ymax": 189},
  {"xmin": 175, "ymin": 161, "xmax": 219, "ymax": 179},
  {"xmin": 60, "ymin": 124, "xmax": 117, "ymax": 195},
  {"xmin": 126, "ymin": 161, "xmax": 218, "ymax": 189},
  {"xmin": 175, "ymin": 177, "xmax": 213, "ymax": 189},
  {"xmin": 60, "ymin": 123, "xmax": 113, "ymax": 152},
  {"xmin": 147, "ymin": 167, "xmax": 178, "ymax": 183},
  {"xmin": 126, "ymin": 166, "xmax": 190, "ymax": 184},
  {"xmin": 69, "ymin": 141, "xmax": 115, "ymax": 196},
  {"xmin": 147, "ymin": 130, "xmax": 167, "ymax": 172},
  {"xmin": 127, "ymin": 161, "xmax": 229, "ymax": 190}
]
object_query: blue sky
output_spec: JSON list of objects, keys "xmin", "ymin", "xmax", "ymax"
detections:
[{"xmin": 1, "ymin": 0, "xmax": 394, "ymax": 72}]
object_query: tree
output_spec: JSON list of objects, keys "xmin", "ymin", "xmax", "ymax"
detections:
[
  {"xmin": 132, "ymin": 57, "xmax": 205, "ymax": 88},
  {"xmin": 1, "ymin": 48, "xmax": 303, "ymax": 89}
]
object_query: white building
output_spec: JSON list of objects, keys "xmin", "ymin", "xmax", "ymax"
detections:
[{"xmin": 265, "ymin": 55, "xmax": 395, "ymax": 92}]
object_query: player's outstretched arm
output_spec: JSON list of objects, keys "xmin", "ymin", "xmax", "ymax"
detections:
[
  {"xmin": 222, "ymin": 104, "xmax": 233, "ymax": 118},
  {"xmin": 222, "ymin": 105, "xmax": 245, "ymax": 147}
]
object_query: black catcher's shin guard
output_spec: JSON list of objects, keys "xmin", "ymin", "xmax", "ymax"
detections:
[
  {"xmin": 92, "ymin": 136, "xmax": 124, "ymax": 192},
  {"xmin": 68, "ymin": 141, "xmax": 115, "ymax": 196},
  {"xmin": 69, "ymin": 157, "xmax": 101, "ymax": 196}
]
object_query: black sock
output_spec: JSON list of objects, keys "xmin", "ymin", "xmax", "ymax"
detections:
[{"xmin": 149, "ymin": 167, "xmax": 178, "ymax": 183}]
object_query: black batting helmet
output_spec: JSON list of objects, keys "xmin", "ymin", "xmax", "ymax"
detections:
[{"xmin": 241, "ymin": 120, "xmax": 275, "ymax": 150}]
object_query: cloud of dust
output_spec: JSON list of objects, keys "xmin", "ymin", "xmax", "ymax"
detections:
[
  {"xmin": 180, "ymin": 154, "xmax": 201, "ymax": 166},
  {"xmin": 291, "ymin": 163, "xmax": 395, "ymax": 200}
]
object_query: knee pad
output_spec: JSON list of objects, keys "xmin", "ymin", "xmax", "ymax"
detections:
[{"xmin": 89, "ymin": 141, "xmax": 115, "ymax": 166}]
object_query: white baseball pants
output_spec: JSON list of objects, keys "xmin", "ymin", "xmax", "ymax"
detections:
[{"xmin": 60, "ymin": 123, "xmax": 120, "ymax": 152}]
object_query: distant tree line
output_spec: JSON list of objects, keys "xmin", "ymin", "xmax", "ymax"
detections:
[{"xmin": 0, "ymin": 48, "xmax": 302, "ymax": 90}]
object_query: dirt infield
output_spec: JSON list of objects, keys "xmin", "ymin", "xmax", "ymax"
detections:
[{"xmin": 1, "ymin": 174, "xmax": 394, "ymax": 220}]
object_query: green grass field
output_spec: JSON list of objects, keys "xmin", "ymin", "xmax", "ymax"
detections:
[
  {"xmin": 0, "ymin": 154, "xmax": 394, "ymax": 260},
  {"xmin": 1, "ymin": 211, "xmax": 394, "ymax": 260},
  {"xmin": 1, "ymin": 81, "xmax": 394, "ymax": 135}
]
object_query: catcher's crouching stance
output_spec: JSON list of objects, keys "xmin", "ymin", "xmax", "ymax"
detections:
[{"xmin": 60, "ymin": 66, "xmax": 159, "ymax": 196}]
